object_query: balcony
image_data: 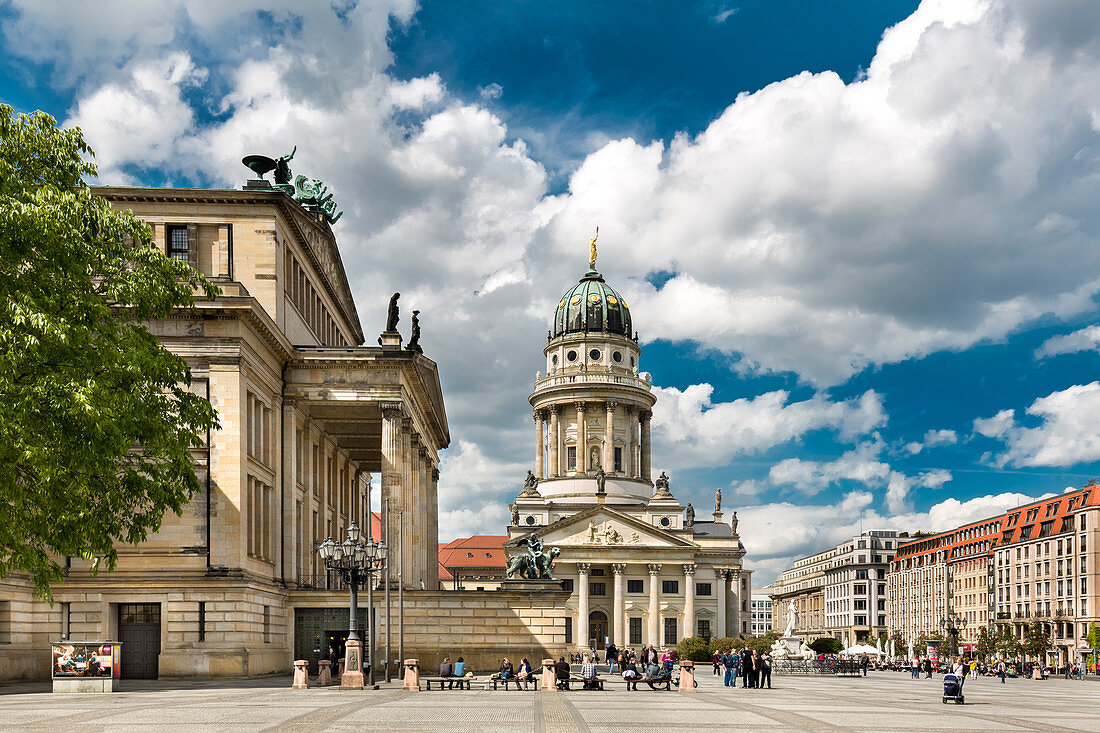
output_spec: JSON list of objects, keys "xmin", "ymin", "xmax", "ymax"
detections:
[
  {"xmin": 533, "ymin": 371, "xmax": 652, "ymax": 393},
  {"xmin": 296, "ymin": 574, "xmax": 348, "ymax": 591}
]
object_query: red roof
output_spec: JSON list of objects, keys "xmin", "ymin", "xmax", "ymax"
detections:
[{"xmin": 438, "ymin": 535, "xmax": 509, "ymax": 569}]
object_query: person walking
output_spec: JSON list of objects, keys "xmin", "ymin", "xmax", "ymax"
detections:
[
  {"xmin": 606, "ymin": 642, "xmax": 618, "ymax": 673},
  {"xmin": 860, "ymin": 652, "xmax": 869, "ymax": 677},
  {"xmin": 911, "ymin": 656, "xmax": 920, "ymax": 679},
  {"xmin": 950, "ymin": 657, "xmax": 967, "ymax": 690},
  {"xmin": 721, "ymin": 649, "xmax": 736, "ymax": 687},
  {"xmin": 760, "ymin": 652, "xmax": 772, "ymax": 689},
  {"xmin": 712, "ymin": 650, "xmax": 721, "ymax": 676},
  {"xmin": 924, "ymin": 657, "xmax": 933, "ymax": 679}
]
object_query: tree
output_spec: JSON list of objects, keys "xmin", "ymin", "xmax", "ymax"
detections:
[
  {"xmin": 744, "ymin": 631, "xmax": 780, "ymax": 654},
  {"xmin": 888, "ymin": 630, "xmax": 905, "ymax": 656},
  {"xmin": 1023, "ymin": 620, "xmax": 1052, "ymax": 662},
  {"xmin": 0, "ymin": 106, "xmax": 219, "ymax": 599},
  {"xmin": 677, "ymin": 636, "xmax": 713, "ymax": 662},
  {"xmin": 995, "ymin": 626, "xmax": 1023, "ymax": 660},
  {"xmin": 976, "ymin": 626, "xmax": 997, "ymax": 660},
  {"xmin": 914, "ymin": 632, "xmax": 944, "ymax": 658},
  {"xmin": 1087, "ymin": 622, "xmax": 1100, "ymax": 671},
  {"xmin": 709, "ymin": 637, "xmax": 739, "ymax": 655},
  {"xmin": 810, "ymin": 637, "xmax": 843, "ymax": 655}
]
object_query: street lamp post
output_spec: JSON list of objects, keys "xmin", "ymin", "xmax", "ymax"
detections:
[
  {"xmin": 940, "ymin": 613, "xmax": 968, "ymax": 658},
  {"xmin": 317, "ymin": 521, "xmax": 387, "ymax": 689}
]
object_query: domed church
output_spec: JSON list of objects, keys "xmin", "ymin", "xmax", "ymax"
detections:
[{"xmin": 506, "ymin": 236, "xmax": 751, "ymax": 651}]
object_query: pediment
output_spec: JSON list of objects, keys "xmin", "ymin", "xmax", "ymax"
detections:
[{"xmin": 507, "ymin": 506, "xmax": 696, "ymax": 550}]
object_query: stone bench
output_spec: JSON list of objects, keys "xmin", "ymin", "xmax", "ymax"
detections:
[
  {"xmin": 422, "ymin": 676, "xmax": 474, "ymax": 690},
  {"xmin": 488, "ymin": 675, "xmax": 536, "ymax": 690},
  {"xmin": 557, "ymin": 677, "xmax": 605, "ymax": 690}
]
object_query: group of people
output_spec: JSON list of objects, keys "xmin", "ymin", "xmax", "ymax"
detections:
[
  {"xmin": 553, "ymin": 644, "xmax": 676, "ymax": 691},
  {"xmin": 494, "ymin": 657, "xmax": 535, "ymax": 689},
  {"xmin": 436, "ymin": 656, "xmax": 469, "ymax": 689},
  {"xmin": 712, "ymin": 648, "xmax": 772, "ymax": 689}
]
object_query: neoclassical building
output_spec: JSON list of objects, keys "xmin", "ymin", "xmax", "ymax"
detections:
[{"xmin": 506, "ymin": 256, "xmax": 750, "ymax": 650}]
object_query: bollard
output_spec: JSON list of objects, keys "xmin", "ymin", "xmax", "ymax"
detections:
[
  {"xmin": 340, "ymin": 639, "xmax": 365, "ymax": 689},
  {"xmin": 402, "ymin": 659, "xmax": 421, "ymax": 691},
  {"xmin": 542, "ymin": 659, "xmax": 557, "ymax": 691},
  {"xmin": 317, "ymin": 659, "xmax": 333, "ymax": 687},
  {"xmin": 292, "ymin": 660, "xmax": 310, "ymax": 689},
  {"xmin": 678, "ymin": 660, "xmax": 696, "ymax": 693}
]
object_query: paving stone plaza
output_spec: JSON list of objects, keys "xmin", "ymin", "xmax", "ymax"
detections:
[{"xmin": 2, "ymin": 671, "xmax": 1098, "ymax": 732}]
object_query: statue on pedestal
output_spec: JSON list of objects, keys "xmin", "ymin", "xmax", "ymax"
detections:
[
  {"xmin": 506, "ymin": 532, "xmax": 561, "ymax": 581},
  {"xmin": 385, "ymin": 292, "xmax": 400, "ymax": 332},
  {"xmin": 406, "ymin": 310, "xmax": 423, "ymax": 353},
  {"xmin": 784, "ymin": 600, "xmax": 799, "ymax": 637},
  {"xmin": 520, "ymin": 470, "xmax": 540, "ymax": 497},
  {"xmin": 715, "ymin": 487, "xmax": 722, "ymax": 515},
  {"xmin": 653, "ymin": 471, "xmax": 672, "ymax": 498},
  {"xmin": 595, "ymin": 465, "xmax": 606, "ymax": 494},
  {"xmin": 731, "ymin": 511, "xmax": 738, "ymax": 534},
  {"xmin": 685, "ymin": 503, "xmax": 695, "ymax": 527},
  {"xmin": 274, "ymin": 146, "xmax": 296, "ymax": 184},
  {"xmin": 511, "ymin": 504, "xmax": 519, "ymax": 525}
]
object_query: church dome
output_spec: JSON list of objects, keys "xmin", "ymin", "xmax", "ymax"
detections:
[{"xmin": 551, "ymin": 268, "xmax": 633, "ymax": 338}]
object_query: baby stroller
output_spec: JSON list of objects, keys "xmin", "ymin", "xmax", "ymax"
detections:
[{"xmin": 942, "ymin": 673, "xmax": 964, "ymax": 704}]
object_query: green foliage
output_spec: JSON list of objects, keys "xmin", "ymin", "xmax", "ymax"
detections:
[
  {"xmin": 1087, "ymin": 622, "xmax": 1100, "ymax": 649},
  {"xmin": 677, "ymin": 636, "xmax": 713, "ymax": 662},
  {"xmin": 888, "ymin": 631, "xmax": 905, "ymax": 655},
  {"xmin": 995, "ymin": 626, "xmax": 1023, "ymax": 659},
  {"xmin": 810, "ymin": 637, "xmax": 843, "ymax": 655},
  {"xmin": 0, "ymin": 105, "xmax": 219, "ymax": 599},
  {"xmin": 976, "ymin": 626, "xmax": 997, "ymax": 659},
  {"xmin": 914, "ymin": 632, "xmax": 944, "ymax": 657},
  {"xmin": 744, "ymin": 631, "xmax": 780, "ymax": 654},
  {"xmin": 1022, "ymin": 620, "xmax": 1052, "ymax": 661},
  {"xmin": 709, "ymin": 636, "xmax": 739, "ymax": 655}
]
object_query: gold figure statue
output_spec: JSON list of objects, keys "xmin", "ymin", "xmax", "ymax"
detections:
[{"xmin": 588, "ymin": 226, "xmax": 599, "ymax": 267}]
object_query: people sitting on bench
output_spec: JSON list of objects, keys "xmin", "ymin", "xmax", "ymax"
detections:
[
  {"xmin": 555, "ymin": 657, "xmax": 572, "ymax": 690},
  {"xmin": 644, "ymin": 661, "xmax": 671, "ymax": 690},
  {"xmin": 622, "ymin": 657, "xmax": 640, "ymax": 691},
  {"xmin": 581, "ymin": 655, "xmax": 599, "ymax": 690},
  {"xmin": 516, "ymin": 658, "xmax": 533, "ymax": 690},
  {"xmin": 439, "ymin": 657, "xmax": 454, "ymax": 690},
  {"xmin": 498, "ymin": 657, "xmax": 516, "ymax": 690}
]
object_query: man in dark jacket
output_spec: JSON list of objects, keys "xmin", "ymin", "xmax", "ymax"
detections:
[
  {"xmin": 740, "ymin": 648, "xmax": 752, "ymax": 688},
  {"xmin": 439, "ymin": 657, "xmax": 454, "ymax": 690},
  {"xmin": 555, "ymin": 656, "xmax": 572, "ymax": 690}
]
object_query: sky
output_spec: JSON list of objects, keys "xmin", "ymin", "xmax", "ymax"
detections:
[{"xmin": 4, "ymin": 0, "xmax": 1100, "ymax": 584}]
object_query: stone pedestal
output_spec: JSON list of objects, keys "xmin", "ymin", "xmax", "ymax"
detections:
[
  {"xmin": 678, "ymin": 660, "xmax": 696, "ymax": 693},
  {"xmin": 53, "ymin": 678, "xmax": 117, "ymax": 693},
  {"xmin": 402, "ymin": 659, "xmax": 420, "ymax": 691},
  {"xmin": 780, "ymin": 637, "xmax": 803, "ymax": 658},
  {"xmin": 292, "ymin": 660, "xmax": 310, "ymax": 689},
  {"xmin": 317, "ymin": 660, "xmax": 332, "ymax": 687},
  {"xmin": 379, "ymin": 330, "xmax": 402, "ymax": 349},
  {"xmin": 542, "ymin": 659, "xmax": 557, "ymax": 691},
  {"xmin": 499, "ymin": 578, "xmax": 564, "ymax": 592},
  {"xmin": 340, "ymin": 639, "xmax": 365, "ymax": 689}
]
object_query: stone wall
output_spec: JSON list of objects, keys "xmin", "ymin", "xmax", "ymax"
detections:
[{"xmin": 291, "ymin": 588, "xmax": 572, "ymax": 676}]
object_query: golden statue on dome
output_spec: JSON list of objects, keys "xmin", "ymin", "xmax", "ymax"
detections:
[{"xmin": 588, "ymin": 226, "xmax": 599, "ymax": 267}]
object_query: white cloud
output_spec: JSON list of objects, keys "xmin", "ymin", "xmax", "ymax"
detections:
[
  {"xmin": 651, "ymin": 385, "xmax": 886, "ymax": 470},
  {"xmin": 904, "ymin": 428, "xmax": 958, "ymax": 454},
  {"xmin": 712, "ymin": 7, "xmax": 739, "ymax": 24},
  {"xmin": 741, "ymin": 489, "xmax": 1040, "ymax": 584},
  {"xmin": 1036, "ymin": 325, "xmax": 1100, "ymax": 359},
  {"xmin": 768, "ymin": 442, "xmax": 891, "ymax": 496},
  {"xmin": 478, "ymin": 83, "xmax": 503, "ymax": 101},
  {"xmin": 976, "ymin": 382, "xmax": 1100, "ymax": 467}
]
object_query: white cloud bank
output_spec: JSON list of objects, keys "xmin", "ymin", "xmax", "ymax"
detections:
[
  {"xmin": 9, "ymin": 0, "xmax": 1100, "ymax": 539},
  {"xmin": 976, "ymin": 382, "xmax": 1100, "ymax": 467}
]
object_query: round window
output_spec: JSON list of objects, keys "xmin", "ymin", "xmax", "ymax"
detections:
[
  {"xmin": 588, "ymin": 293, "xmax": 600, "ymax": 303},
  {"xmin": 570, "ymin": 295, "xmax": 582, "ymax": 305},
  {"xmin": 567, "ymin": 350, "xmax": 578, "ymax": 362},
  {"xmin": 552, "ymin": 354, "xmax": 559, "ymax": 365},
  {"xmin": 607, "ymin": 295, "xmax": 618, "ymax": 305},
  {"xmin": 590, "ymin": 349, "xmax": 601, "ymax": 361},
  {"xmin": 557, "ymin": 299, "xmax": 565, "ymax": 310},
  {"xmin": 660, "ymin": 517, "xmax": 671, "ymax": 527},
  {"xmin": 525, "ymin": 515, "xmax": 536, "ymax": 526},
  {"xmin": 612, "ymin": 351, "xmax": 623, "ymax": 363}
]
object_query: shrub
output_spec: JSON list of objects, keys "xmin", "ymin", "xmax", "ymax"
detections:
[
  {"xmin": 709, "ymin": 636, "xmax": 739, "ymax": 655},
  {"xmin": 810, "ymin": 637, "xmax": 843, "ymax": 655},
  {"xmin": 677, "ymin": 636, "xmax": 713, "ymax": 662}
]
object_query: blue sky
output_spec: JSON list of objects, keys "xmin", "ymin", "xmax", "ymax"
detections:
[{"xmin": 4, "ymin": 0, "xmax": 1100, "ymax": 581}]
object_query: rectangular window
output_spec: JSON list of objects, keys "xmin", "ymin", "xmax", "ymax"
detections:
[
  {"xmin": 627, "ymin": 579, "xmax": 643, "ymax": 594},
  {"xmin": 696, "ymin": 582, "xmax": 711, "ymax": 596},
  {"xmin": 561, "ymin": 578, "xmax": 574, "ymax": 593},
  {"xmin": 629, "ymin": 617, "xmax": 642, "ymax": 644},
  {"xmin": 662, "ymin": 580, "xmax": 679, "ymax": 594},
  {"xmin": 854, "ymin": 600, "xmax": 867, "ymax": 610},
  {"xmin": 263, "ymin": 606, "xmax": 271, "ymax": 643},
  {"xmin": 567, "ymin": 446, "xmax": 577, "ymax": 471},
  {"xmin": 60, "ymin": 602, "xmax": 70, "ymax": 640},
  {"xmin": 856, "ymin": 570, "xmax": 869, "ymax": 579},
  {"xmin": 167, "ymin": 225, "xmax": 189, "ymax": 262},
  {"xmin": 590, "ymin": 582, "xmax": 606, "ymax": 596},
  {"xmin": 198, "ymin": 601, "xmax": 206, "ymax": 642},
  {"xmin": 614, "ymin": 447, "xmax": 623, "ymax": 472},
  {"xmin": 697, "ymin": 619, "xmax": 711, "ymax": 639},
  {"xmin": 565, "ymin": 617, "xmax": 573, "ymax": 644},
  {"xmin": 663, "ymin": 617, "xmax": 677, "ymax": 645}
]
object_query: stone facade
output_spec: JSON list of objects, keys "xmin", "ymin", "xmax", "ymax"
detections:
[{"xmin": 0, "ymin": 185, "xmax": 448, "ymax": 680}]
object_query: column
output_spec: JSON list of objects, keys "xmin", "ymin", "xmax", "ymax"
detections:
[
  {"xmin": 534, "ymin": 410, "xmax": 545, "ymax": 478},
  {"xmin": 640, "ymin": 410, "xmax": 652, "ymax": 482},
  {"xmin": 683, "ymin": 564, "xmax": 696, "ymax": 641},
  {"xmin": 714, "ymin": 569, "xmax": 727, "ymax": 639},
  {"xmin": 280, "ymin": 399, "xmax": 297, "ymax": 585},
  {"xmin": 612, "ymin": 563, "xmax": 626, "ymax": 646},
  {"xmin": 419, "ymin": 448, "xmax": 431, "ymax": 589},
  {"xmin": 548, "ymin": 406, "xmax": 560, "ymax": 477},
  {"xmin": 574, "ymin": 401, "xmax": 587, "ymax": 474},
  {"xmin": 577, "ymin": 563, "xmax": 591, "ymax": 648},
  {"xmin": 604, "ymin": 402, "xmax": 616, "ymax": 472},
  {"xmin": 400, "ymin": 419, "xmax": 414, "ymax": 588},
  {"xmin": 626, "ymin": 406, "xmax": 637, "ymax": 477},
  {"xmin": 380, "ymin": 403, "xmax": 403, "ymax": 582},
  {"xmin": 428, "ymin": 466, "xmax": 440, "ymax": 587},
  {"xmin": 648, "ymin": 563, "xmax": 662, "ymax": 646},
  {"xmin": 729, "ymin": 570, "xmax": 742, "ymax": 636}
]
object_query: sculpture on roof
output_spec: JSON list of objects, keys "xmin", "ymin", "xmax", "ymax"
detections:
[
  {"xmin": 715, "ymin": 487, "xmax": 722, "ymax": 515},
  {"xmin": 731, "ymin": 510, "xmax": 738, "ymax": 534},
  {"xmin": 588, "ymin": 226, "xmax": 599, "ymax": 267},
  {"xmin": 406, "ymin": 310, "xmax": 422, "ymax": 353},
  {"xmin": 274, "ymin": 146, "xmax": 296, "ymax": 184},
  {"xmin": 652, "ymin": 471, "xmax": 673, "ymax": 499},
  {"xmin": 385, "ymin": 292, "xmax": 400, "ymax": 332},
  {"xmin": 511, "ymin": 504, "xmax": 519, "ymax": 526},
  {"xmin": 292, "ymin": 174, "xmax": 343, "ymax": 224},
  {"xmin": 595, "ymin": 465, "xmax": 606, "ymax": 494},
  {"xmin": 520, "ymin": 470, "xmax": 540, "ymax": 497},
  {"xmin": 685, "ymin": 503, "xmax": 695, "ymax": 527}
]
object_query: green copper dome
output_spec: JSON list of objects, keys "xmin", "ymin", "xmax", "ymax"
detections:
[{"xmin": 552, "ymin": 268, "xmax": 633, "ymax": 338}]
